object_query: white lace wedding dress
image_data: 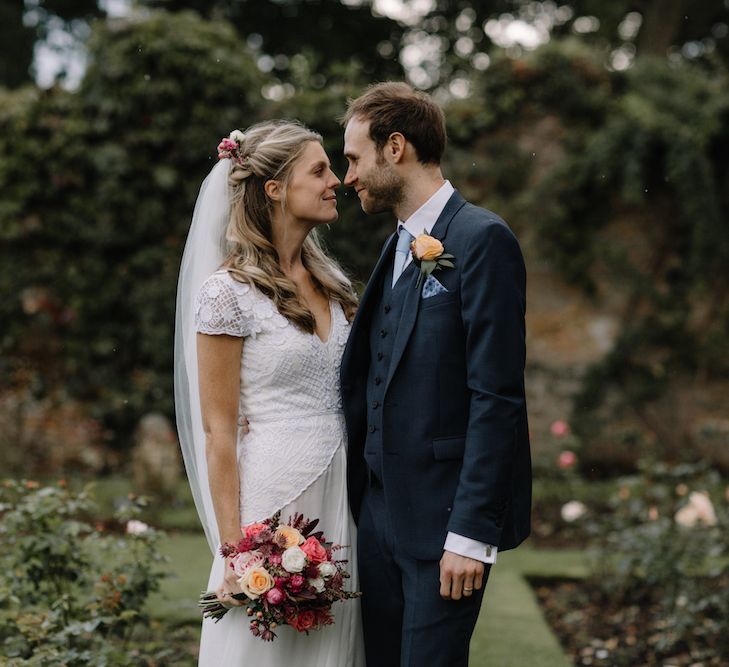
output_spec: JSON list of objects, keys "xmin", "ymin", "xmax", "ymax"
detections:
[{"xmin": 194, "ymin": 269, "xmax": 365, "ymax": 666}]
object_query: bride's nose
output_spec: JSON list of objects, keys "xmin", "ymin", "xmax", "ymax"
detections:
[{"xmin": 328, "ymin": 171, "xmax": 341, "ymax": 189}]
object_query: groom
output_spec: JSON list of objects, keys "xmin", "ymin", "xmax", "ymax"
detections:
[{"xmin": 339, "ymin": 82, "xmax": 532, "ymax": 666}]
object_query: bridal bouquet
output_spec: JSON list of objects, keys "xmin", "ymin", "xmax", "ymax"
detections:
[{"xmin": 199, "ymin": 512, "xmax": 360, "ymax": 642}]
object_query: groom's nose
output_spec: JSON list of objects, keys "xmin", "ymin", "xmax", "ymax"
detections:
[{"xmin": 343, "ymin": 166, "xmax": 356, "ymax": 187}]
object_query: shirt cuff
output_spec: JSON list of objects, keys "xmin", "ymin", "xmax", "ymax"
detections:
[{"xmin": 444, "ymin": 532, "xmax": 498, "ymax": 564}]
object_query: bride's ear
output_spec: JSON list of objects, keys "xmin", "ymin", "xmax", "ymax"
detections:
[{"xmin": 264, "ymin": 179, "xmax": 283, "ymax": 202}]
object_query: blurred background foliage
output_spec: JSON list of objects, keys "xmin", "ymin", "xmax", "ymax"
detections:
[{"xmin": 1, "ymin": 0, "xmax": 728, "ymax": 480}]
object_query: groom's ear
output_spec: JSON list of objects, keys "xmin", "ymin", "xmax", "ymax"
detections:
[
  {"xmin": 386, "ymin": 132, "xmax": 407, "ymax": 164},
  {"xmin": 264, "ymin": 179, "xmax": 283, "ymax": 202}
]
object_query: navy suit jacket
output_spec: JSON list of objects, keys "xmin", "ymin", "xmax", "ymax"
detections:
[{"xmin": 340, "ymin": 190, "xmax": 531, "ymax": 560}]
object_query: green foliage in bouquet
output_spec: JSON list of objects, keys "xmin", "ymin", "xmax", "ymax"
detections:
[{"xmin": 0, "ymin": 480, "xmax": 173, "ymax": 665}]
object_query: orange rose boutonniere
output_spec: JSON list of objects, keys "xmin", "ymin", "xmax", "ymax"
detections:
[{"xmin": 410, "ymin": 231, "xmax": 455, "ymax": 288}]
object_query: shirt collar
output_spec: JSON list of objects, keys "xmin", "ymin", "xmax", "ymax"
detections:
[{"xmin": 398, "ymin": 180, "xmax": 454, "ymax": 239}]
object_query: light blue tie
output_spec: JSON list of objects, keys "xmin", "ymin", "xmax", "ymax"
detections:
[{"xmin": 392, "ymin": 226, "xmax": 414, "ymax": 286}]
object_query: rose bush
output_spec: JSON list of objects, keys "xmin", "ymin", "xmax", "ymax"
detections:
[{"xmin": 0, "ymin": 479, "xmax": 175, "ymax": 665}]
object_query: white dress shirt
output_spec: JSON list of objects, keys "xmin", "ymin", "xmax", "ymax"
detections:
[{"xmin": 395, "ymin": 180, "xmax": 497, "ymax": 565}]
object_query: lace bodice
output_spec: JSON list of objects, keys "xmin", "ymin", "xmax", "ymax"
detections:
[{"xmin": 194, "ymin": 269, "xmax": 351, "ymax": 522}]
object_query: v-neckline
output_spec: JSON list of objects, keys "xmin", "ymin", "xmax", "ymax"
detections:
[{"xmin": 312, "ymin": 300, "xmax": 334, "ymax": 345}]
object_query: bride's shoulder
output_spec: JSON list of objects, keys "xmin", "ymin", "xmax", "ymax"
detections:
[
  {"xmin": 197, "ymin": 269, "xmax": 262, "ymax": 305},
  {"xmin": 195, "ymin": 270, "xmax": 268, "ymax": 337}
]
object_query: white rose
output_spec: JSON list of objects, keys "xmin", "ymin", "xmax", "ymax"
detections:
[
  {"xmin": 560, "ymin": 500, "xmax": 587, "ymax": 523},
  {"xmin": 308, "ymin": 577, "xmax": 325, "ymax": 593},
  {"xmin": 317, "ymin": 562, "xmax": 337, "ymax": 579},
  {"xmin": 675, "ymin": 491, "xmax": 717, "ymax": 528},
  {"xmin": 125, "ymin": 520, "xmax": 150, "ymax": 535},
  {"xmin": 229, "ymin": 129, "xmax": 246, "ymax": 144},
  {"xmin": 281, "ymin": 546, "xmax": 307, "ymax": 573}
]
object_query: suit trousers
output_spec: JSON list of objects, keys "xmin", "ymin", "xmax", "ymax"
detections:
[{"xmin": 358, "ymin": 481, "xmax": 490, "ymax": 667}]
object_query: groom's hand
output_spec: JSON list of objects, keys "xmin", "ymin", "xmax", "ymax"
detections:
[{"xmin": 439, "ymin": 551, "xmax": 484, "ymax": 601}]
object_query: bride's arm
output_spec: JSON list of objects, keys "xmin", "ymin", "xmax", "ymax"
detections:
[{"xmin": 197, "ymin": 332, "xmax": 245, "ymax": 604}]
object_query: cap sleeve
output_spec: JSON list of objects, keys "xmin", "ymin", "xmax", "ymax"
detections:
[{"xmin": 194, "ymin": 272, "xmax": 257, "ymax": 338}]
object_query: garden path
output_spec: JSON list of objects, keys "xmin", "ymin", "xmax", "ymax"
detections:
[{"xmin": 150, "ymin": 536, "xmax": 586, "ymax": 666}]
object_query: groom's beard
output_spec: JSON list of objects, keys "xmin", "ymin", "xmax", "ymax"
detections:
[{"xmin": 359, "ymin": 157, "xmax": 404, "ymax": 215}]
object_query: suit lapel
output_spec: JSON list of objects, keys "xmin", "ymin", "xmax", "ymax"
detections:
[
  {"xmin": 429, "ymin": 189, "xmax": 466, "ymax": 242},
  {"xmin": 384, "ymin": 191, "xmax": 467, "ymax": 394},
  {"xmin": 341, "ymin": 232, "xmax": 397, "ymax": 388},
  {"xmin": 355, "ymin": 232, "xmax": 397, "ymax": 323}
]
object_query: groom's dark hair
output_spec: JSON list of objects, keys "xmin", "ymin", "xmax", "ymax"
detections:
[{"xmin": 341, "ymin": 82, "xmax": 446, "ymax": 165}]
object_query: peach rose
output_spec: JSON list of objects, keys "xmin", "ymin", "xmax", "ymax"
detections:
[
  {"xmin": 301, "ymin": 536, "xmax": 328, "ymax": 564},
  {"xmin": 412, "ymin": 234, "xmax": 444, "ymax": 261},
  {"xmin": 275, "ymin": 525, "xmax": 304, "ymax": 548},
  {"xmin": 239, "ymin": 565, "xmax": 274, "ymax": 600}
]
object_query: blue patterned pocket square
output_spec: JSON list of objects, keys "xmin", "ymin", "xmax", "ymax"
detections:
[{"xmin": 422, "ymin": 274, "xmax": 448, "ymax": 299}]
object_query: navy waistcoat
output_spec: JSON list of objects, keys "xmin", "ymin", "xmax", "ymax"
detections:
[{"xmin": 364, "ymin": 260, "xmax": 416, "ymax": 481}]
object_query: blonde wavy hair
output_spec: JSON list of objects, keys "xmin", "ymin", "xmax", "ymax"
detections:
[{"xmin": 222, "ymin": 120, "xmax": 357, "ymax": 332}]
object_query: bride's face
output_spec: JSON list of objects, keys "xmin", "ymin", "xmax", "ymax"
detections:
[{"xmin": 282, "ymin": 141, "xmax": 341, "ymax": 227}]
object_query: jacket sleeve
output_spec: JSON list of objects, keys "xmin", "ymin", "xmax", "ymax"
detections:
[{"xmin": 446, "ymin": 218, "xmax": 527, "ymax": 547}]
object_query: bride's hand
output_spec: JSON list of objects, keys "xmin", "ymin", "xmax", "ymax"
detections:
[
  {"xmin": 216, "ymin": 556, "xmax": 245, "ymax": 607},
  {"xmin": 237, "ymin": 414, "xmax": 250, "ymax": 435}
]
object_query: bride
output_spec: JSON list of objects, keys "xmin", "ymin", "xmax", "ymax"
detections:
[{"xmin": 174, "ymin": 120, "xmax": 365, "ymax": 665}]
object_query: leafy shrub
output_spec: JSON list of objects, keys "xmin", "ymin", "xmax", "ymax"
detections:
[
  {"xmin": 588, "ymin": 462, "xmax": 729, "ymax": 661},
  {"xmin": 0, "ymin": 479, "xmax": 175, "ymax": 665},
  {"xmin": 0, "ymin": 10, "xmax": 267, "ymax": 450}
]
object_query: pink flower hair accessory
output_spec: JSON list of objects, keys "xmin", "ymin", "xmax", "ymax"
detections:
[{"xmin": 217, "ymin": 130, "xmax": 252, "ymax": 175}]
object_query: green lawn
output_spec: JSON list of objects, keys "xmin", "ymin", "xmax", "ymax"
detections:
[{"xmin": 149, "ymin": 534, "xmax": 583, "ymax": 666}]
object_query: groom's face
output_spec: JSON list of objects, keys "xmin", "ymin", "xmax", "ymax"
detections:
[{"xmin": 343, "ymin": 116, "xmax": 404, "ymax": 215}]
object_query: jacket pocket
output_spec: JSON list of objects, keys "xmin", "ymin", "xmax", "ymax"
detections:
[
  {"xmin": 420, "ymin": 292, "xmax": 458, "ymax": 310},
  {"xmin": 432, "ymin": 435, "xmax": 466, "ymax": 460}
]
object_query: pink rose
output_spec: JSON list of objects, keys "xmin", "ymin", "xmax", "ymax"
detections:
[
  {"xmin": 288, "ymin": 574, "xmax": 305, "ymax": 592},
  {"xmin": 265, "ymin": 587, "xmax": 286, "ymax": 605},
  {"xmin": 550, "ymin": 420, "xmax": 570, "ymax": 437},
  {"xmin": 557, "ymin": 450, "xmax": 577, "ymax": 469},
  {"xmin": 301, "ymin": 536, "xmax": 328, "ymax": 564},
  {"xmin": 244, "ymin": 522, "xmax": 267, "ymax": 540},
  {"xmin": 230, "ymin": 551, "xmax": 264, "ymax": 578}
]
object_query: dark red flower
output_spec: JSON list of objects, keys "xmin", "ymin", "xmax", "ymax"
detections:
[
  {"xmin": 288, "ymin": 610, "xmax": 316, "ymax": 632},
  {"xmin": 288, "ymin": 574, "xmax": 305, "ymax": 592},
  {"xmin": 237, "ymin": 537, "xmax": 255, "ymax": 553}
]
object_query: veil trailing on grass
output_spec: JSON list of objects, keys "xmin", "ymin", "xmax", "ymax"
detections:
[{"xmin": 174, "ymin": 159, "xmax": 231, "ymax": 554}]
